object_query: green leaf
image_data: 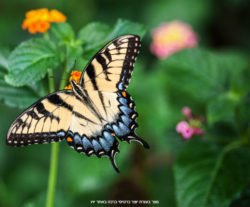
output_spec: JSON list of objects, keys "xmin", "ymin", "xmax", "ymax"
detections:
[
  {"xmin": 161, "ymin": 49, "xmax": 249, "ymax": 102},
  {"xmin": 73, "ymin": 56, "xmax": 90, "ymax": 71},
  {"xmin": 238, "ymin": 95, "xmax": 250, "ymax": 129},
  {"xmin": 0, "ymin": 47, "xmax": 10, "ymax": 71},
  {"xmin": 207, "ymin": 92, "xmax": 239, "ymax": 125},
  {"xmin": 0, "ymin": 80, "xmax": 39, "ymax": 108},
  {"xmin": 50, "ymin": 22, "xmax": 75, "ymax": 44},
  {"xmin": 66, "ymin": 45, "xmax": 83, "ymax": 71},
  {"xmin": 218, "ymin": 51, "xmax": 249, "ymax": 94},
  {"xmin": 109, "ymin": 18, "xmax": 146, "ymax": 38},
  {"xmin": 77, "ymin": 22, "xmax": 111, "ymax": 45},
  {"xmin": 0, "ymin": 69, "xmax": 39, "ymax": 108},
  {"xmin": 174, "ymin": 140, "xmax": 250, "ymax": 207},
  {"xmin": 77, "ymin": 19, "xmax": 146, "ymax": 59},
  {"xmin": 5, "ymin": 38, "xmax": 60, "ymax": 87}
]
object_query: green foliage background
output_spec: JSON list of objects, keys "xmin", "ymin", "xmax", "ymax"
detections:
[{"xmin": 0, "ymin": 0, "xmax": 249, "ymax": 207}]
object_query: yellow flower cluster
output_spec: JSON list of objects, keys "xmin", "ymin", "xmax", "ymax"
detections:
[
  {"xmin": 22, "ymin": 8, "xmax": 66, "ymax": 34},
  {"xmin": 64, "ymin": 71, "xmax": 82, "ymax": 90}
]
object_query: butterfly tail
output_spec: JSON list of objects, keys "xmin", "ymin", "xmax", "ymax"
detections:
[
  {"xmin": 131, "ymin": 135, "xmax": 150, "ymax": 149},
  {"xmin": 109, "ymin": 154, "xmax": 120, "ymax": 173}
]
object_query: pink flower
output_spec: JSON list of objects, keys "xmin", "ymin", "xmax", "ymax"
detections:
[
  {"xmin": 182, "ymin": 127, "xmax": 193, "ymax": 139},
  {"xmin": 182, "ymin": 106, "xmax": 192, "ymax": 118},
  {"xmin": 176, "ymin": 121, "xmax": 189, "ymax": 133},
  {"xmin": 151, "ymin": 21, "xmax": 198, "ymax": 59},
  {"xmin": 176, "ymin": 106, "xmax": 204, "ymax": 140},
  {"xmin": 176, "ymin": 121, "xmax": 194, "ymax": 139}
]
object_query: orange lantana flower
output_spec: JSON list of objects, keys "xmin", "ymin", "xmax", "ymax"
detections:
[
  {"xmin": 22, "ymin": 8, "xmax": 66, "ymax": 34},
  {"xmin": 49, "ymin": 10, "xmax": 67, "ymax": 22},
  {"xmin": 64, "ymin": 71, "xmax": 82, "ymax": 90}
]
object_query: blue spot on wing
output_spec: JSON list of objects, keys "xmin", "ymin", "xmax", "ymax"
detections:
[
  {"xmin": 120, "ymin": 106, "xmax": 133, "ymax": 115},
  {"xmin": 113, "ymin": 122, "xmax": 130, "ymax": 136},
  {"xmin": 74, "ymin": 134, "xmax": 82, "ymax": 145},
  {"xmin": 121, "ymin": 115, "xmax": 132, "ymax": 126},
  {"xmin": 50, "ymin": 133, "xmax": 56, "ymax": 138},
  {"xmin": 119, "ymin": 97, "xmax": 128, "ymax": 106},
  {"xmin": 118, "ymin": 82, "xmax": 123, "ymax": 90},
  {"xmin": 82, "ymin": 137, "xmax": 92, "ymax": 150},
  {"xmin": 99, "ymin": 138, "xmax": 111, "ymax": 152},
  {"xmin": 121, "ymin": 75, "xmax": 125, "ymax": 82},
  {"xmin": 105, "ymin": 125, "xmax": 113, "ymax": 131},
  {"xmin": 92, "ymin": 140, "xmax": 102, "ymax": 152},
  {"xmin": 103, "ymin": 131, "xmax": 115, "ymax": 145},
  {"xmin": 57, "ymin": 131, "xmax": 65, "ymax": 137}
]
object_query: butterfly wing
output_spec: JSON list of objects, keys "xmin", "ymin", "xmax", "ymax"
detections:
[
  {"xmin": 80, "ymin": 35, "xmax": 141, "ymax": 92},
  {"xmin": 7, "ymin": 90, "xmax": 75, "ymax": 146}
]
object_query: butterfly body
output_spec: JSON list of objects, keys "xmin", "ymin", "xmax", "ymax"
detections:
[{"xmin": 7, "ymin": 35, "xmax": 149, "ymax": 172}]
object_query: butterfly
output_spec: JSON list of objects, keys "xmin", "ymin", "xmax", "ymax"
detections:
[{"xmin": 6, "ymin": 35, "xmax": 149, "ymax": 172}]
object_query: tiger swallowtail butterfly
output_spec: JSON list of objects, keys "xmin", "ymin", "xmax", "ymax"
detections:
[{"xmin": 7, "ymin": 35, "xmax": 149, "ymax": 172}]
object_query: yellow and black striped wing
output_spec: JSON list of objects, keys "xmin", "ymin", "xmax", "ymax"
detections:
[
  {"xmin": 7, "ymin": 91, "xmax": 75, "ymax": 146},
  {"xmin": 80, "ymin": 35, "xmax": 141, "ymax": 92}
]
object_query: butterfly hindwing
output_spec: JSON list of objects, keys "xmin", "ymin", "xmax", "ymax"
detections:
[
  {"xmin": 80, "ymin": 35, "xmax": 141, "ymax": 92},
  {"xmin": 7, "ymin": 90, "xmax": 75, "ymax": 146},
  {"xmin": 64, "ymin": 88, "xmax": 149, "ymax": 172}
]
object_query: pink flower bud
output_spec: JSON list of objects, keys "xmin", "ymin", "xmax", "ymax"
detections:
[{"xmin": 182, "ymin": 106, "xmax": 192, "ymax": 117}]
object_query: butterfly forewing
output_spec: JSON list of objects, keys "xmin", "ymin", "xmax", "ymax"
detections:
[
  {"xmin": 80, "ymin": 35, "xmax": 141, "ymax": 92},
  {"xmin": 7, "ymin": 91, "xmax": 75, "ymax": 146}
]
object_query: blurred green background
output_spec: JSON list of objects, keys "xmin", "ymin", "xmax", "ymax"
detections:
[{"xmin": 0, "ymin": 0, "xmax": 249, "ymax": 207}]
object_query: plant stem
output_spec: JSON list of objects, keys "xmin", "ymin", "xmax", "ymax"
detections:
[
  {"xmin": 46, "ymin": 69, "xmax": 59, "ymax": 207},
  {"xmin": 46, "ymin": 143, "xmax": 59, "ymax": 207},
  {"xmin": 59, "ymin": 57, "xmax": 68, "ymax": 90},
  {"xmin": 48, "ymin": 69, "xmax": 55, "ymax": 92},
  {"xmin": 46, "ymin": 57, "xmax": 68, "ymax": 207}
]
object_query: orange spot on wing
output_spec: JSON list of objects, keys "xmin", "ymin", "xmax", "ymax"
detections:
[
  {"xmin": 121, "ymin": 91, "xmax": 126, "ymax": 97},
  {"xmin": 67, "ymin": 137, "xmax": 73, "ymax": 142},
  {"xmin": 111, "ymin": 133, "xmax": 116, "ymax": 136}
]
